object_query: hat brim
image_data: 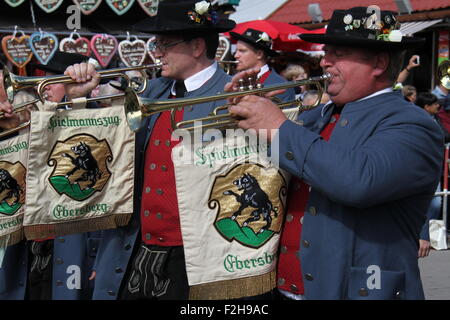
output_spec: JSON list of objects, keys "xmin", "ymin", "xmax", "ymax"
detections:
[
  {"xmin": 134, "ymin": 17, "xmax": 235, "ymax": 34},
  {"xmin": 299, "ymin": 33, "xmax": 425, "ymax": 50},
  {"xmin": 230, "ymin": 32, "xmax": 279, "ymax": 56}
]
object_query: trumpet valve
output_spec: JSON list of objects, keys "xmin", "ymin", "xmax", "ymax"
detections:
[{"xmin": 238, "ymin": 79, "xmax": 245, "ymax": 92}]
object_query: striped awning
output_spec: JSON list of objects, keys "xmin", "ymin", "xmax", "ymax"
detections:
[{"xmin": 400, "ymin": 19, "xmax": 442, "ymax": 36}]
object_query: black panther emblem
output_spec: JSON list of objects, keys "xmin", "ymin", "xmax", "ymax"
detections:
[
  {"xmin": 0, "ymin": 168, "xmax": 22, "ymax": 205},
  {"xmin": 62, "ymin": 141, "xmax": 102, "ymax": 189},
  {"xmin": 223, "ymin": 173, "xmax": 278, "ymax": 233}
]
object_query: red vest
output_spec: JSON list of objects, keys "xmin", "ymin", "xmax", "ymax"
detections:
[
  {"xmin": 277, "ymin": 112, "xmax": 340, "ymax": 295},
  {"xmin": 140, "ymin": 99, "xmax": 184, "ymax": 246}
]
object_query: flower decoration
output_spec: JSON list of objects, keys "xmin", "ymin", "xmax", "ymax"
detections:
[
  {"xmin": 187, "ymin": 1, "xmax": 218, "ymax": 26},
  {"xmin": 256, "ymin": 32, "xmax": 270, "ymax": 43}
]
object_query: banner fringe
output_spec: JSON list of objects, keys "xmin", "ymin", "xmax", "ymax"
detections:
[
  {"xmin": 188, "ymin": 270, "xmax": 276, "ymax": 300},
  {"xmin": 24, "ymin": 213, "xmax": 132, "ymax": 240},
  {"xmin": 0, "ymin": 228, "xmax": 24, "ymax": 248}
]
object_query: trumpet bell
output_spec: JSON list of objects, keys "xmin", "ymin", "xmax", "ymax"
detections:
[{"xmin": 124, "ymin": 87, "xmax": 144, "ymax": 132}]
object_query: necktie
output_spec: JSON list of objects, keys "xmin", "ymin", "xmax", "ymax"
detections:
[{"xmin": 175, "ymin": 80, "xmax": 186, "ymax": 98}]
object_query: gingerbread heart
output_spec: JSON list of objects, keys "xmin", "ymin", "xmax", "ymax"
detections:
[
  {"xmin": 146, "ymin": 36, "xmax": 156, "ymax": 63},
  {"xmin": 60, "ymin": 37, "xmax": 92, "ymax": 56},
  {"xmin": 216, "ymin": 36, "xmax": 231, "ymax": 61},
  {"xmin": 33, "ymin": 0, "xmax": 64, "ymax": 13},
  {"xmin": 72, "ymin": 0, "xmax": 102, "ymax": 15},
  {"xmin": 137, "ymin": 0, "xmax": 159, "ymax": 16},
  {"xmin": 118, "ymin": 39, "xmax": 146, "ymax": 67},
  {"xmin": 4, "ymin": 0, "xmax": 26, "ymax": 7},
  {"xmin": 29, "ymin": 32, "xmax": 58, "ymax": 65},
  {"xmin": 105, "ymin": 0, "xmax": 135, "ymax": 15},
  {"xmin": 1, "ymin": 35, "xmax": 33, "ymax": 68},
  {"xmin": 91, "ymin": 34, "xmax": 118, "ymax": 68}
]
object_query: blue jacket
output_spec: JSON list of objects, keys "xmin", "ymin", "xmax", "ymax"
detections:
[
  {"xmin": 264, "ymin": 70, "xmax": 295, "ymax": 104},
  {"xmin": 0, "ymin": 232, "xmax": 101, "ymax": 300},
  {"xmin": 276, "ymin": 91, "xmax": 443, "ymax": 299},
  {"xmin": 91, "ymin": 67, "xmax": 232, "ymax": 299}
]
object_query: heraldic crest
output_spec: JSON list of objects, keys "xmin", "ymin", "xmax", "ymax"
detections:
[
  {"xmin": 0, "ymin": 161, "xmax": 26, "ymax": 216},
  {"xmin": 47, "ymin": 133, "xmax": 113, "ymax": 201},
  {"xmin": 209, "ymin": 163, "xmax": 287, "ymax": 248}
]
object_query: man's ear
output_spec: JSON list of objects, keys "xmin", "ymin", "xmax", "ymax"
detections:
[
  {"xmin": 373, "ymin": 51, "xmax": 389, "ymax": 78},
  {"xmin": 255, "ymin": 49, "xmax": 265, "ymax": 61},
  {"xmin": 192, "ymin": 38, "xmax": 206, "ymax": 59}
]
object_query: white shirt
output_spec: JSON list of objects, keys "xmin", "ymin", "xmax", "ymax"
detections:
[
  {"xmin": 170, "ymin": 62, "xmax": 218, "ymax": 95},
  {"xmin": 257, "ymin": 64, "xmax": 270, "ymax": 79}
]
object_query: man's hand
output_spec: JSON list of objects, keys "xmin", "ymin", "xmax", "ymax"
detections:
[
  {"xmin": 418, "ymin": 239, "xmax": 431, "ymax": 258},
  {"xmin": 224, "ymin": 67, "xmax": 287, "ymax": 142},
  {"xmin": 64, "ymin": 63, "xmax": 101, "ymax": 100}
]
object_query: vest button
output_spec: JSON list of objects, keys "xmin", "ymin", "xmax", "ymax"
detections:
[
  {"xmin": 154, "ymin": 139, "xmax": 160, "ymax": 146},
  {"xmin": 165, "ymin": 140, "xmax": 171, "ymax": 147},
  {"xmin": 156, "ymin": 188, "xmax": 163, "ymax": 195},
  {"xmin": 156, "ymin": 212, "xmax": 162, "ymax": 219},
  {"xmin": 145, "ymin": 233, "xmax": 152, "ymax": 240},
  {"xmin": 149, "ymin": 163, "xmax": 156, "ymax": 170},
  {"xmin": 359, "ymin": 288, "xmax": 368, "ymax": 297},
  {"xmin": 280, "ymin": 246, "xmax": 288, "ymax": 254},
  {"xmin": 286, "ymin": 214, "xmax": 293, "ymax": 222},
  {"xmin": 161, "ymin": 165, "xmax": 167, "ymax": 171},
  {"xmin": 144, "ymin": 210, "xmax": 150, "ymax": 217},
  {"xmin": 277, "ymin": 278, "xmax": 285, "ymax": 286},
  {"xmin": 145, "ymin": 187, "xmax": 151, "ymax": 193}
]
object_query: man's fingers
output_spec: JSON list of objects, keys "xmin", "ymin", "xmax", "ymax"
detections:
[{"xmin": 264, "ymin": 89, "xmax": 286, "ymax": 98}]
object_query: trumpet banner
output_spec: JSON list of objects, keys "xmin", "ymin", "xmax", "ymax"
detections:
[
  {"xmin": 0, "ymin": 132, "xmax": 28, "ymax": 248},
  {"xmin": 172, "ymin": 130, "xmax": 291, "ymax": 300},
  {"xmin": 24, "ymin": 106, "xmax": 134, "ymax": 239}
]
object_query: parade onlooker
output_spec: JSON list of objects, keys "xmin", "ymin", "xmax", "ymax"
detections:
[{"xmin": 402, "ymin": 84, "xmax": 417, "ymax": 103}]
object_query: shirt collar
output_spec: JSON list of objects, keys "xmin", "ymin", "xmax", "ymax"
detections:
[
  {"xmin": 171, "ymin": 62, "xmax": 218, "ymax": 95},
  {"xmin": 321, "ymin": 87, "xmax": 393, "ymax": 117},
  {"xmin": 257, "ymin": 64, "xmax": 270, "ymax": 78}
]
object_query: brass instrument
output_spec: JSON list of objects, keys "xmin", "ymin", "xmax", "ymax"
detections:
[
  {"xmin": 217, "ymin": 60, "xmax": 239, "ymax": 75},
  {"xmin": 0, "ymin": 63, "xmax": 162, "ymax": 138},
  {"xmin": 3, "ymin": 63, "xmax": 162, "ymax": 105},
  {"xmin": 438, "ymin": 60, "xmax": 450, "ymax": 90},
  {"xmin": 124, "ymin": 73, "xmax": 331, "ymax": 132}
]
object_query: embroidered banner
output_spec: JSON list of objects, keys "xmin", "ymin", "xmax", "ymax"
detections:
[
  {"xmin": 172, "ymin": 127, "xmax": 292, "ymax": 299},
  {"xmin": 24, "ymin": 106, "xmax": 134, "ymax": 239},
  {"xmin": 0, "ymin": 132, "xmax": 29, "ymax": 248}
]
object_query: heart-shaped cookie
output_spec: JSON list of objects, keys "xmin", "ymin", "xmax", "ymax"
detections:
[
  {"xmin": 29, "ymin": 32, "xmax": 59, "ymax": 65},
  {"xmin": 118, "ymin": 39, "xmax": 146, "ymax": 67},
  {"xmin": 1, "ymin": 35, "xmax": 33, "ymax": 68},
  {"xmin": 137, "ymin": 0, "xmax": 159, "ymax": 16},
  {"xmin": 216, "ymin": 36, "xmax": 231, "ymax": 61},
  {"xmin": 91, "ymin": 34, "xmax": 118, "ymax": 67},
  {"xmin": 72, "ymin": 0, "xmax": 102, "ymax": 15},
  {"xmin": 105, "ymin": 0, "xmax": 135, "ymax": 15},
  {"xmin": 60, "ymin": 36, "xmax": 92, "ymax": 56},
  {"xmin": 146, "ymin": 36, "xmax": 156, "ymax": 63},
  {"xmin": 4, "ymin": 0, "xmax": 26, "ymax": 7},
  {"xmin": 33, "ymin": 0, "xmax": 64, "ymax": 13}
]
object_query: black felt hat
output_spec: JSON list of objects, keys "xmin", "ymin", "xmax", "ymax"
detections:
[
  {"xmin": 230, "ymin": 28, "xmax": 278, "ymax": 57},
  {"xmin": 33, "ymin": 51, "xmax": 89, "ymax": 74},
  {"xmin": 300, "ymin": 7, "xmax": 425, "ymax": 50},
  {"xmin": 133, "ymin": 0, "xmax": 235, "ymax": 35}
]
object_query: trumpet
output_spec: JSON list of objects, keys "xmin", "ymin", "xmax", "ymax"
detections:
[
  {"xmin": 124, "ymin": 73, "xmax": 331, "ymax": 132},
  {"xmin": 217, "ymin": 60, "xmax": 239, "ymax": 74},
  {"xmin": 3, "ymin": 63, "xmax": 162, "ymax": 106}
]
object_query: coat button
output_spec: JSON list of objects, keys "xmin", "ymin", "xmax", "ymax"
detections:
[
  {"xmin": 56, "ymin": 258, "xmax": 64, "ymax": 264},
  {"xmin": 57, "ymin": 238, "xmax": 65, "ymax": 243},
  {"xmin": 91, "ymin": 247, "xmax": 97, "ymax": 253},
  {"xmin": 304, "ymin": 273, "xmax": 314, "ymax": 281},
  {"xmin": 18, "ymin": 281, "xmax": 24, "ymax": 286},
  {"xmin": 302, "ymin": 240, "xmax": 310, "ymax": 248},
  {"xmin": 395, "ymin": 291, "xmax": 401, "ymax": 299},
  {"xmin": 300, "ymin": 216, "xmax": 304, "ymax": 224},
  {"xmin": 144, "ymin": 210, "xmax": 150, "ymax": 217},
  {"xmin": 108, "ymin": 290, "xmax": 116, "ymax": 296},
  {"xmin": 290, "ymin": 284, "xmax": 299, "ymax": 293},
  {"xmin": 280, "ymin": 245, "xmax": 288, "ymax": 253},
  {"xmin": 115, "ymin": 267, "xmax": 123, "ymax": 273},
  {"xmin": 340, "ymin": 119, "xmax": 348, "ymax": 127},
  {"xmin": 277, "ymin": 278, "xmax": 285, "ymax": 286},
  {"xmin": 285, "ymin": 151, "xmax": 295, "ymax": 160},
  {"xmin": 56, "ymin": 280, "xmax": 63, "ymax": 286},
  {"xmin": 286, "ymin": 214, "xmax": 293, "ymax": 222},
  {"xmin": 359, "ymin": 288, "xmax": 368, "ymax": 297},
  {"xmin": 309, "ymin": 206, "xmax": 317, "ymax": 215},
  {"xmin": 124, "ymin": 244, "xmax": 131, "ymax": 250},
  {"xmin": 145, "ymin": 233, "xmax": 152, "ymax": 240}
]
